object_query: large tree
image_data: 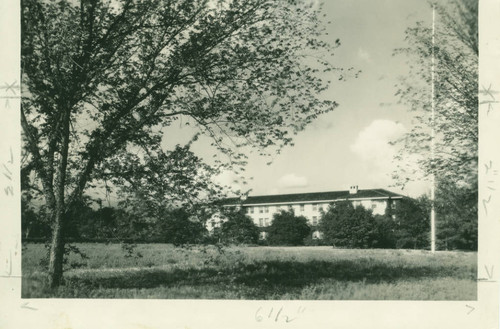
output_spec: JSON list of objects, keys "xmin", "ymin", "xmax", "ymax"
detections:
[
  {"xmin": 393, "ymin": 0, "xmax": 477, "ymax": 186},
  {"xmin": 319, "ymin": 202, "xmax": 379, "ymax": 249},
  {"xmin": 218, "ymin": 208, "xmax": 259, "ymax": 245},
  {"xmin": 21, "ymin": 0, "xmax": 344, "ymax": 287},
  {"xmin": 267, "ymin": 210, "xmax": 310, "ymax": 246},
  {"xmin": 392, "ymin": 0, "xmax": 477, "ymax": 250}
]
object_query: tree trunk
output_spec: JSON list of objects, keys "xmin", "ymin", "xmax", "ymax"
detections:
[
  {"xmin": 48, "ymin": 207, "xmax": 65, "ymax": 288},
  {"xmin": 48, "ymin": 108, "xmax": 71, "ymax": 288}
]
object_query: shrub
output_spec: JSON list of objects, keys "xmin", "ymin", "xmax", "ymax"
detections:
[
  {"xmin": 319, "ymin": 201, "xmax": 379, "ymax": 248},
  {"xmin": 267, "ymin": 210, "xmax": 310, "ymax": 246},
  {"xmin": 373, "ymin": 214, "xmax": 397, "ymax": 249},
  {"xmin": 392, "ymin": 197, "xmax": 430, "ymax": 249},
  {"xmin": 219, "ymin": 209, "xmax": 259, "ymax": 244},
  {"xmin": 435, "ymin": 179, "xmax": 477, "ymax": 251},
  {"xmin": 155, "ymin": 208, "xmax": 207, "ymax": 245}
]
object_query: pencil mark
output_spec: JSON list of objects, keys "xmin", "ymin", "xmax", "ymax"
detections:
[
  {"xmin": 8, "ymin": 146, "xmax": 13, "ymax": 164},
  {"xmin": 255, "ymin": 305, "xmax": 305, "ymax": 323},
  {"xmin": 0, "ymin": 81, "xmax": 19, "ymax": 95},
  {"xmin": 485, "ymin": 265, "xmax": 494, "ymax": 279},
  {"xmin": 484, "ymin": 161, "xmax": 498, "ymax": 175},
  {"xmin": 480, "ymin": 83, "xmax": 499, "ymax": 98},
  {"xmin": 3, "ymin": 164, "xmax": 12, "ymax": 180},
  {"xmin": 0, "ymin": 274, "xmax": 22, "ymax": 278},
  {"xmin": 0, "ymin": 81, "xmax": 21, "ymax": 108},
  {"xmin": 2, "ymin": 146, "xmax": 14, "ymax": 196},
  {"xmin": 480, "ymin": 84, "xmax": 499, "ymax": 115},
  {"xmin": 4, "ymin": 186, "xmax": 14, "ymax": 196},
  {"xmin": 21, "ymin": 302, "xmax": 37, "ymax": 311},
  {"xmin": 476, "ymin": 278, "xmax": 497, "ymax": 283},
  {"xmin": 465, "ymin": 304, "xmax": 475, "ymax": 315},
  {"xmin": 482, "ymin": 195, "xmax": 491, "ymax": 216},
  {"xmin": 4, "ymin": 250, "xmax": 12, "ymax": 276}
]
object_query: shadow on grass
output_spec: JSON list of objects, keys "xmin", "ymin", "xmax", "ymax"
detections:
[{"xmin": 28, "ymin": 259, "xmax": 473, "ymax": 298}]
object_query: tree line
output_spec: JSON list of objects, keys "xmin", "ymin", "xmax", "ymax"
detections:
[{"xmin": 23, "ymin": 190, "xmax": 477, "ymax": 251}]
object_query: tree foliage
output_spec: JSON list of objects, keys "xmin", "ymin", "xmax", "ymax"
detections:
[
  {"xmin": 393, "ymin": 0, "xmax": 477, "ymax": 251},
  {"xmin": 267, "ymin": 210, "xmax": 310, "ymax": 246},
  {"xmin": 218, "ymin": 209, "xmax": 259, "ymax": 244},
  {"xmin": 21, "ymin": 0, "xmax": 345, "ymax": 286},
  {"xmin": 394, "ymin": 0, "xmax": 477, "ymax": 186},
  {"xmin": 391, "ymin": 197, "xmax": 430, "ymax": 249},
  {"xmin": 435, "ymin": 179, "xmax": 477, "ymax": 250},
  {"xmin": 154, "ymin": 208, "xmax": 207, "ymax": 245},
  {"xmin": 319, "ymin": 202, "xmax": 379, "ymax": 248}
]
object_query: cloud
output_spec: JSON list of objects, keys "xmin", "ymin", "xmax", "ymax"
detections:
[
  {"xmin": 357, "ymin": 48, "xmax": 372, "ymax": 63},
  {"xmin": 214, "ymin": 170, "xmax": 242, "ymax": 192},
  {"xmin": 350, "ymin": 119, "xmax": 406, "ymax": 168},
  {"xmin": 278, "ymin": 173, "xmax": 309, "ymax": 189},
  {"xmin": 351, "ymin": 120, "xmax": 430, "ymax": 197}
]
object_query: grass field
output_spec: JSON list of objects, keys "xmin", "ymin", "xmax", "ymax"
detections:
[{"xmin": 22, "ymin": 243, "xmax": 477, "ymax": 299}]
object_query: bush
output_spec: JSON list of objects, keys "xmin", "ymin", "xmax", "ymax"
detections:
[
  {"xmin": 154, "ymin": 208, "xmax": 207, "ymax": 245},
  {"xmin": 319, "ymin": 201, "xmax": 379, "ymax": 248},
  {"xmin": 435, "ymin": 179, "xmax": 477, "ymax": 251},
  {"xmin": 267, "ymin": 210, "xmax": 310, "ymax": 246},
  {"xmin": 373, "ymin": 215, "xmax": 397, "ymax": 249},
  {"xmin": 219, "ymin": 209, "xmax": 259, "ymax": 244},
  {"xmin": 392, "ymin": 197, "xmax": 430, "ymax": 249},
  {"xmin": 21, "ymin": 202, "xmax": 50, "ymax": 240}
]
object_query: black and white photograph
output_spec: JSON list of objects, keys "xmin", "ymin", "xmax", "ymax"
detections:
[{"xmin": 13, "ymin": 0, "xmax": 480, "ymax": 302}]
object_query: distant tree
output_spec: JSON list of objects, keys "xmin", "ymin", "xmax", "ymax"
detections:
[
  {"xmin": 392, "ymin": 197, "xmax": 430, "ymax": 249},
  {"xmin": 435, "ymin": 179, "xmax": 477, "ymax": 250},
  {"xmin": 21, "ymin": 0, "xmax": 346, "ymax": 287},
  {"xmin": 319, "ymin": 202, "xmax": 378, "ymax": 248},
  {"xmin": 154, "ymin": 208, "xmax": 206, "ymax": 245},
  {"xmin": 114, "ymin": 209, "xmax": 155, "ymax": 242},
  {"xmin": 219, "ymin": 209, "xmax": 259, "ymax": 245},
  {"xmin": 21, "ymin": 199, "xmax": 50, "ymax": 240},
  {"xmin": 64, "ymin": 198, "xmax": 95, "ymax": 240},
  {"xmin": 267, "ymin": 210, "xmax": 310, "ymax": 246},
  {"xmin": 373, "ymin": 214, "xmax": 396, "ymax": 249}
]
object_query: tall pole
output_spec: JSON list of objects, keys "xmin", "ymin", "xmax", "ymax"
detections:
[{"xmin": 430, "ymin": 5, "xmax": 436, "ymax": 253}]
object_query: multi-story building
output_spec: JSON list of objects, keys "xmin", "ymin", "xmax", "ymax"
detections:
[{"xmin": 214, "ymin": 186, "xmax": 404, "ymax": 240}]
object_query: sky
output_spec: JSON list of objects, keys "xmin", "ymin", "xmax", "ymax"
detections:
[{"xmin": 165, "ymin": 0, "xmax": 435, "ymax": 198}]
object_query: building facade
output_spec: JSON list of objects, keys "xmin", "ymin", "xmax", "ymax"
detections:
[{"xmin": 216, "ymin": 186, "xmax": 404, "ymax": 240}]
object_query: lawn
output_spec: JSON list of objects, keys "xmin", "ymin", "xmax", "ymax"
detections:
[{"xmin": 22, "ymin": 243, "xmax": 477, "ymax": 300}]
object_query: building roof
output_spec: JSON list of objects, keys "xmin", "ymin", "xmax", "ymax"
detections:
[{"xmin": 224, "ymin": 188, "xmax": 404, "ymax": 206}]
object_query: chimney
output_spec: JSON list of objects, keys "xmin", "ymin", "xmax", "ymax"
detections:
[{"xmin": 349, "ymin": 185, "xmax": 358, "ymax": 195}]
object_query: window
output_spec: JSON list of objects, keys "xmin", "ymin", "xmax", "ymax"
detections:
[
  {"xmin": 288, "ymin": 205, "xmax": 293, "ymax": 211},
  {"xmin": 312, "ymin": 216, "xmax": 318, "ymax": 225},
  {"xmin": 300, "ymin": 204, "xmax": 305, "ymax": 212},
  {"xmin": 265, "ymin": 206, "xmax": 269, "ymax": 213},
  {"xmin": 264, "ymin": 218, "xmax": 269, "ymax": 227},
  {"xmin": 371, "ymin": 202, "xmax": 377, "ymax": 209},
  {"xmin": 259, "ymin": 218, "xmax": 264, "ymax": 227},
  {"xmin": 250, "ymin": 207, "xmax": 254, "ymax": 214},
  {"xmin": 259, "ymin": 207, "xmax": 264, "ymax": 214},
  {"xmin": 312, "ymin": 204, "xmax": 318, "ymax": 211}
]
